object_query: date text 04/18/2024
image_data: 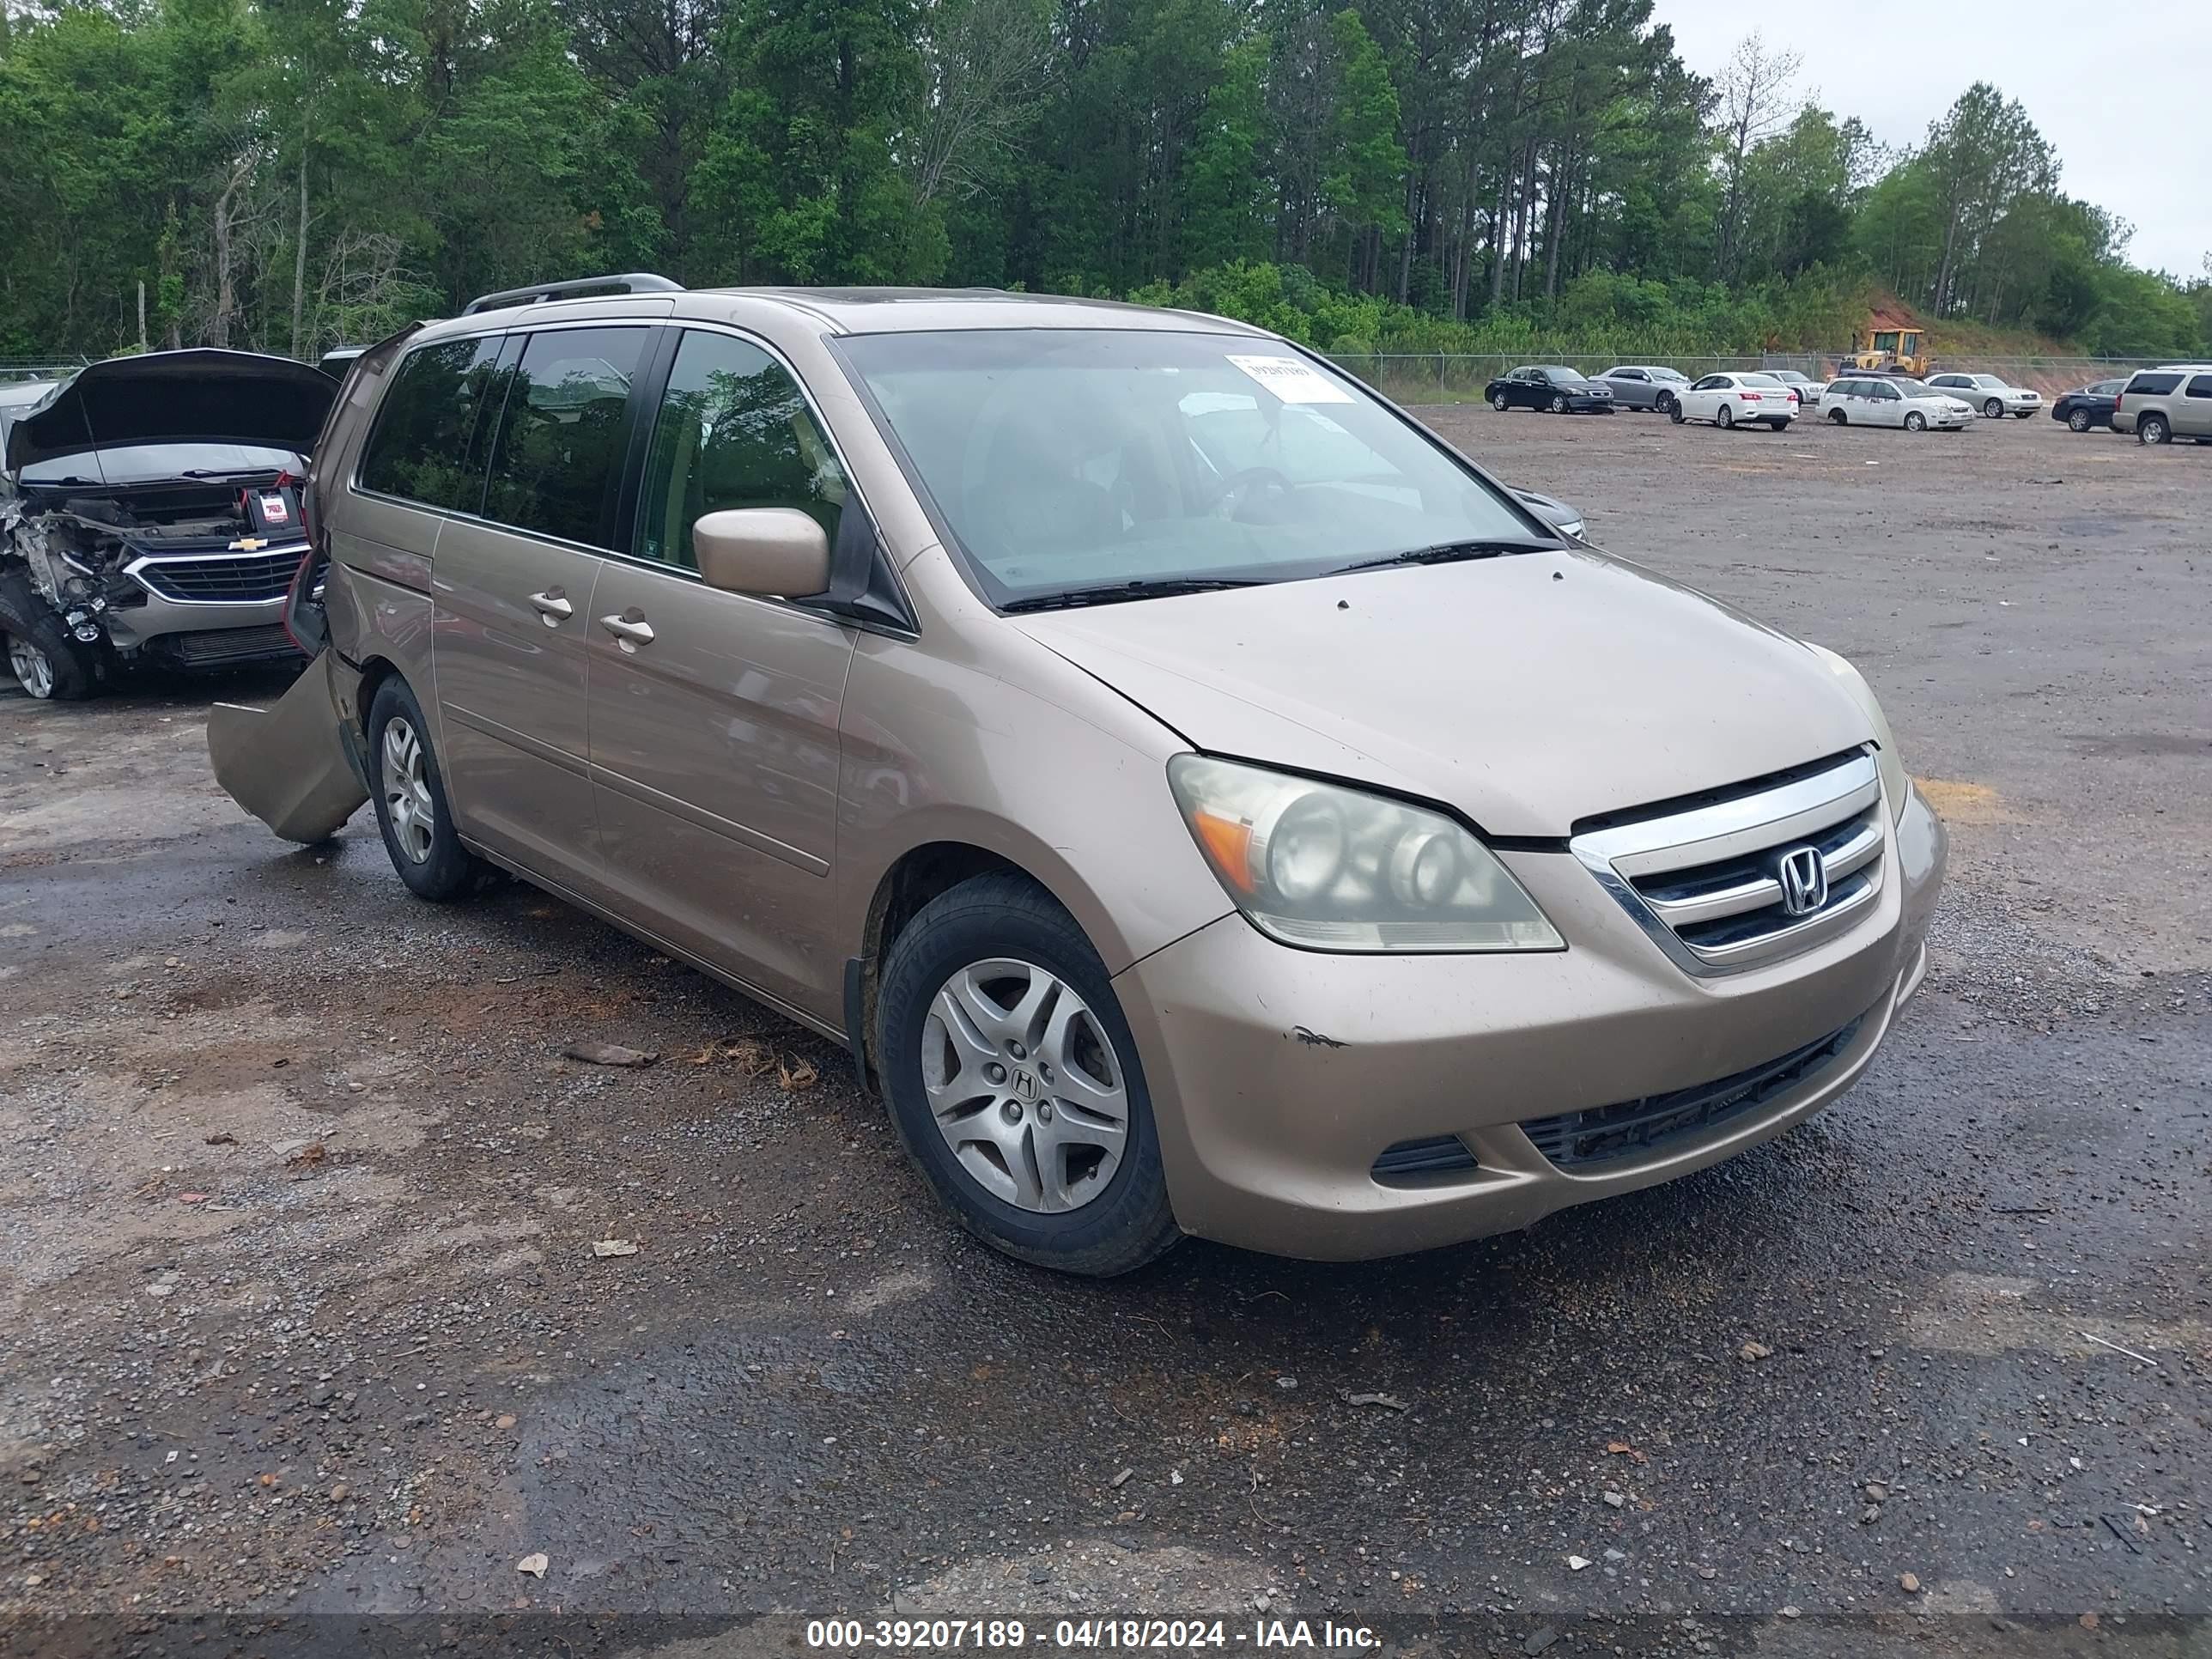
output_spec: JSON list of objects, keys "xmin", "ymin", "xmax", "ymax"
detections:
[{"xmin": 803, "ymin": 1620, "xmax": 1382, "ymax": 1650}]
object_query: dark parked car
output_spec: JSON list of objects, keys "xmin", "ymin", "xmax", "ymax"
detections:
[
  {"xmin": 2050, "ymin": 378, "xmax": 2127, "ymax": 432},
  {"xmin": 1486, "ymin": 365, "xmax": 1615, "ymax": 414}
]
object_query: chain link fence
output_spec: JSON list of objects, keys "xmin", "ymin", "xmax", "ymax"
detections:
[
  {"xmin": 0, "ymin": 356, "xmax": 88, "ymax": 382},
  {"xmin": 1324, "ymin": 350, "xmax": 2176, "ymax": 405}
]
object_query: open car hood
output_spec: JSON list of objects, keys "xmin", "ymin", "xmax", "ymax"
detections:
[
  {"xmin": 1012, "ymin": 550, "xmax": 1877, "ymax": 839},
  {"xmin": 5, "ymin": 349, "xmax": 337, "ymax": 474}
]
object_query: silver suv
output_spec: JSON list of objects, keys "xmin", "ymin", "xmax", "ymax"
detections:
[
  {"xmin": 1, "ymin": 351, "xmax": 333, "ymax": 698},
  {"xmin": 2111, "ymin": 365, "xmax": 2212, "ymax": 447}
]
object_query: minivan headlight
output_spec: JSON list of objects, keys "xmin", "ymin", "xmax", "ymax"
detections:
[
  {"xmin": 1807, "ymin": 644, "xmax": 1910, "ymax": 819},
  {"xmin": 1167, "ymin": 756, "xmax": 1564, "ymax": 953}
]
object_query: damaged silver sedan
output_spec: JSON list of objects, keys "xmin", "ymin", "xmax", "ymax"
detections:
[{"xmin": 0, "ymin": 349, "xmax": 336, "ymax": 699}]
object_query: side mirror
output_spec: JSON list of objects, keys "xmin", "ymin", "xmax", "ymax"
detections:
[{"xmin": 692, "ymin": 507, "xmax": 831, "ymax": 599}]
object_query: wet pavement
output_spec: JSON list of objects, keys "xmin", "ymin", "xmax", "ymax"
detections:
[{"xmin": 2, "ymin": 412, "xmax": 2207, "ymax": 1656}]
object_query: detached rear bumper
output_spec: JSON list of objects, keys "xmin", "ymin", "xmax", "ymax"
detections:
[
  {"xmin": 206, "ymin": 648, "xmax": 370, "ymax": 842},
  {"xmin": 1117, "ymin": 786, "xmax": 1945, "ymax": 1261}
]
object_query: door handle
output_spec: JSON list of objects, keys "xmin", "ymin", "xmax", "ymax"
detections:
[
  {"xmin": 599, "ymin": 608, "xmax": 655, "ymax": 652},
  {"xmin": 529, "ymin": 588, "xmax": 573, "ymax": 624}
]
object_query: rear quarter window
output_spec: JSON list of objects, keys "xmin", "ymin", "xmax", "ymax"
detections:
[
  {"xmin": 2126, "ymin": 372, "xmax": 2184, "ymax": 396},
  {"xmin": 358, "ymin": 337, "xmax": 506, "ymax": 510}
]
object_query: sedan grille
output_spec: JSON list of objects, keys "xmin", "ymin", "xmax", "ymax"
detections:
[
  {"xmin": 1570, "ymin": 751, "xmax": 1887, "ymax": 975},
  {"xmin": 130, "ymin": 548, "xmax": 307, "ymax": 605},
  {"xmin": 1520, "ymin": 1016, "xmax": 1865, "ymax": 1170}
]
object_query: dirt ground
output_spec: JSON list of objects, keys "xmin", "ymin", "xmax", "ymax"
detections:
[{"xmin": 2, "ymin": 409, "xmax": 2207, "ymax": 1659}]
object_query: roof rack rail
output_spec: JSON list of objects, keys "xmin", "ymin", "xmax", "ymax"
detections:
[{"xmin": 461, "ymin": 273, "xmax": 684, "ymax": 316}]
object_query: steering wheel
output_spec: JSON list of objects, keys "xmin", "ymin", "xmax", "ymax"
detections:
[{"xmin": 1200, "ymin": 465, "xmax": 1295, "ymax": 516}]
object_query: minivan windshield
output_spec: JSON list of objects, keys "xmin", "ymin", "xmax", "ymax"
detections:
[{"xmin": 838, "ymin": 329, "xmax": 1548, "ymax": 606}]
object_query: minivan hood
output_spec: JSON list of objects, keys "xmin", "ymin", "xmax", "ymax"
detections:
[
  {"xmin": 5, "ymin": 349, "xmax": 337, "ymax": 473},
  {"xmin": 1014, "ymin": 550, "xmax": 1875, "ymax": 838}
]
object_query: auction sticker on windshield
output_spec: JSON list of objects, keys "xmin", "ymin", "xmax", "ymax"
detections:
[{"xmin": 1227, "ymin": 355, "xmax": 1353, "ymax": 404}]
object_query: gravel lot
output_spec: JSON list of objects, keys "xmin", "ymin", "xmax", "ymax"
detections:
[{"xmin": 3, "ymin": 409, "xmax": 2206, "ymax": 1658}]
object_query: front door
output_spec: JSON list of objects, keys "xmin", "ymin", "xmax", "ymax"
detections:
[
  {"xmin": 429, "ymin": 323, "xmax": 653, "ymax": 883},
  {"xmin": 586, "ymin": 328, "xmax": 860, "ymax": 1020}
]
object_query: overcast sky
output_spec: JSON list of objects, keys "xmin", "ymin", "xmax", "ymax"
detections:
[{"xmin": 1651, "ymin": 0, "xmax": 2212, "ymax": 279}]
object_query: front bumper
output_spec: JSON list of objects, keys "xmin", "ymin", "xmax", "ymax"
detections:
[
  {"xmin": 1116, "ymin": 784, "xmax": 1947, "ymax": 1260},
  {"xmin": 1564, "ymin": 396, "xmax": 1615, "ymax": 412}
]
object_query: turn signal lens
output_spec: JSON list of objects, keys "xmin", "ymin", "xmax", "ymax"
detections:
[{"xmin": 1167, "ymin": 756, "xmax": 1564, "ymax": 954}]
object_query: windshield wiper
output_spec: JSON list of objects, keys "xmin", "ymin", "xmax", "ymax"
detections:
[
  {"xmin": 1002, "ymin": 577, "xmax": 1267, "ymax": 613},
  {"xmin": 181, "ymin": 467, "xmax": 282, "ymax": 480},
  {"xmin": 1332, "ymin": 538, "xmax": 1553, "ymax": 574}
]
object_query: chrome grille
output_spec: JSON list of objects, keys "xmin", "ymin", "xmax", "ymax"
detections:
[
  {"xmin": 1571, "ymin": 752, "xmax": 1887, "ymax": 975},
  {"xmin": 129, "ymin": 547, "xmax": 307, "ymax": 605}
]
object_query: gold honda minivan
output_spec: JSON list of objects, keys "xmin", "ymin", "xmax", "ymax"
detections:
[{"xmin": 213, "ymin": 275, "xmax": 1946, "ymax": 1275}]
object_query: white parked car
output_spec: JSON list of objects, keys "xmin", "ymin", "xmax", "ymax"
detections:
[
  {"xmin": 1820, "ymin": 376, "xmax": 1974, "ymax": 431},
  {"xmin": 1925, "ymin": 373, "xmax": 2040, "ymax": 420},
  {"xmin": 1670, "ymin": 372, "xmax": 1797, "ymax": 430}
]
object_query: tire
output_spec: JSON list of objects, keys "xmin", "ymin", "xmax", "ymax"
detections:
[
  {"xmin": 877, "ymin": 872, "xmax": 1179, "ymax": 1277},
  {"xmin": 1983, "ymin": 398, "xmax": 2003, "ymax": 419},
  {"xmin": 2013, "ymin": 410, "xmax": 2033, "ymax": 419},
  {"xmin": 2138, "ymin": 414, "xmax": 2171, "ymax": 447},
  {"xmin": 2068, "ymin": 409, "xmax": 2092, "ymax": 433},
  {"xmin": 1668, "ymin": 404, "xmax": 1686, "ymax": 424},
  {"xmin": 1717, "ymin": 404, "xmax": 1735, "ymax": 429},
  {"xmin": 1904, "ymin": 410, "xmax": 1926, "ymax": 432},
  {"xmin": 1491, "ymin": 392, "xmax": 1510, "ymax": 412},
  {"xmin": 366, "ymin": 677, "xmax": 490, "ymax": 901},
  {"xmin": 1656, "ymin": 392, "xmax": 1676, "ymax": 416},
  {"xmin": 0, "ymin": 573, "xmax": 105, "ymax": 701},
  {"xmin": 1550, "ymin": 393, "xmax": 1569, "ymax": 413},
  {"xmin": 1828, "ymin": 408, "xmax": 1848, "ymax": 425}
]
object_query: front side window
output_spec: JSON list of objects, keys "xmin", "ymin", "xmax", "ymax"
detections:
[
  {"xmin": 1876, "ymin": 384, "xmax": 1904, "ymax": 400},
  {"xmin": 839, "ymin": 329, "xmax": 1541, "ymax": 606},
  {"xmin": 481, "ymin": 327, "xmax": 647, "ymax": 547},
  {"xmin": 635, "ymin": 331, "xmax": 848, "ymax": 572},
  {"xmin": 2093, "ymin": 380, "xmax": 2125, "ymax": 395},
  {"xmin": 358, "ymin": 336, "xmax": 504, "ymax": 510},
  {"xmin": 1692, "ymin": 376, "xmax": 1726, "ymax": 392}
]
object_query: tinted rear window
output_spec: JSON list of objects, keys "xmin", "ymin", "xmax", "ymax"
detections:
[
  {"xmin": 359, "ymin": 337, "xmax": 505, "ymax": 510},
  {"xmin": 2187, "ymin": 376, "xmax": 2212, "ymax": 399},
  {"xmin": 2127, "ymin": 373, "xmax": 2184, "ymax": 396},
  {"xmin": 480, "ymin": 328, "xmax": 647, "ymax": 547}
]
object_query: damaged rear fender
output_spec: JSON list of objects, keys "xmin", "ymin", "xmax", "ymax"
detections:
[{"xmin": 207, "ymin": 648, "xmax": 370, "ymax": 842}]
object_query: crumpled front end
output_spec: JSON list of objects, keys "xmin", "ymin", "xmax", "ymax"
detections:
[{"xmin": 3, "ymin": 478, "xmax": 309, "ymax": 672}]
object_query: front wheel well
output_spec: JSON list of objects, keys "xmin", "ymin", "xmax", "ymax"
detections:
[{"xmin": 854, "ymin": 842, "xmax": 1045, "ymax": 1091}]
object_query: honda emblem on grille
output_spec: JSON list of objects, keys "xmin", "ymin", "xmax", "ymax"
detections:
[{"xmin": 1777, "ymin": 846, "xmax": 1827, "ymax": 916}]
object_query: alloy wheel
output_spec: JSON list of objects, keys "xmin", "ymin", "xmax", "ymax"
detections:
[
  {"xmin": 380, "ymin": 716, "xmax": 436, "ymax": 864},
  {"xmin": 1492, "ymin": 392, "xmax": 1509, "ymax": 411},
  {"xmin": 1717, "ymin": 404, "xmax": 1734, "ymax": 428},
  {"xmin": 1905, "ymin": 411, "xmax": 1926, "ymax": 431},
  {"xmin": 1551, "ymin": 394, "xmax": 1568, "ymax": 413},
  {"xmin": 2069, "ymin": 410, "xmax": 2091, "ymax": 432},
  {"xmin": 2140, "ymin": 416, "xmax": 2169, "ymax": 446},
  {"xmin": 7, "ymin": 634, "xmax": 54, "ymax": 699},
  {"xmin": 1984, "ymin": 399, "xmax": 2003, "ymax": 419},
  {"xmin": 921, "ymin": 957, "xmax": 1130, "ymax": 1214}
]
